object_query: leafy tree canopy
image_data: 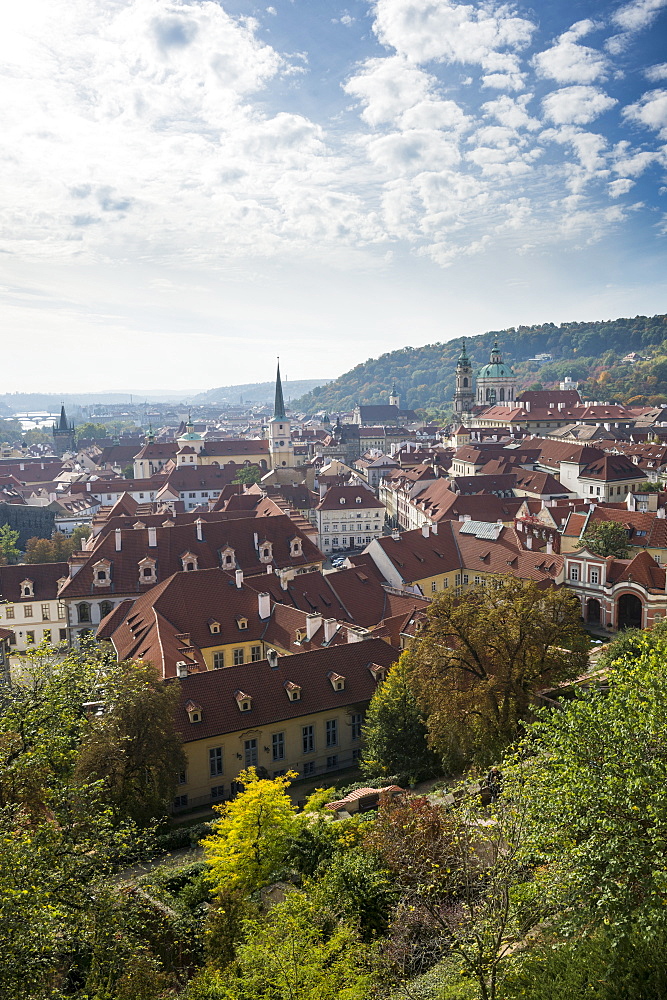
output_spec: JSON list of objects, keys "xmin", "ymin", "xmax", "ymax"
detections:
[
  {"xmin": 578, "ymin": 519, "xmax": 630, "ymax": 558},
  {"xmin": 0, "ymin": 524, "xmax": 21, "ymax": 565}
]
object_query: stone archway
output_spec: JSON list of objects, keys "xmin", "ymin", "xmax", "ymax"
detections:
[
  {"xmin": 586, "ymin": 598, "xmax": 601, "ymax": 624},
  {"xmin": 617, "ymin": 593, "xmax": 642, "ymax": 630}
]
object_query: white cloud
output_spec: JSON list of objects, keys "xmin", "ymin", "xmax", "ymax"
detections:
[
  {"xmin": 623, "ymin": 88, "xmax": 667, "ymax": 137},
  {"xmin": 608, "ymin": 178, "xmax": 635, "ymax": 196},
  {"xmin": 645, "ymin": 63, "xmax": 667, "ymax": 81},
  {"xmin": 533, "ymin": 20, "xmax": 608, "ymax": 84},
  {"xmin": 607, "ymin": 0, "xmax": 667, "ymax": 53},
  {"xmin": 481, "ymin": 94, "xmax": 540, "ymax": 131},
  {"xmin": 343, "ymin": 57, "xmax": 436, "ymax": 126},
  {"xmin": 371, "ymin": 0, "xmax": 535, "ymax": 73},
  {"xmin": 542, "ymin": 86, "xmax": 617, "ymax": 125}
]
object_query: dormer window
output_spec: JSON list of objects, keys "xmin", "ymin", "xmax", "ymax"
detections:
[
  {"xmin": 92, "ymin": 560, "xmax": 111, "ymax": 589},
  {"xmin": 368, "ymin": 663, "xmax": 387, "ymax": 682},
  {"xmin": 290, "ymin": 537, "xmax": 303, "ymax": 558},
  {"xmin": 236, "ymin": 617, "xmax": 248, "ymax": 630},
  {"xmin": 138, "ymin": 557, "xmax": 157, "ymax": 585},
  {"xmin": 20, "ymin": 580, "xmax": 34, "ymax": 599},
  {"xmin": 356, "ymin": 496, "xmax": 362, "ymax": 503},
  {"xmin": 209, "ymin": 620, "xmax": 221, "ymax": 634},
  {"xmin": 185, "ymin": 700, "xmax": 202, "ymax": 724},
  {"xmin": 259, "ymin": 541, "xmax": 273, "ymax": 564},
  {"xmin": 181, "ymin": 552, "xmax": 198, "ymax": 572},
  {"xmin": 284, "ymin": 681, "xmax": 301, "ymax": 701},
  {"xmin": 295, "ymin": 629, "xmax": 305, "ymax": 642},
  {"xmin": 220, "ymin": 546, "xmax": 235, "ymax": 569},
  {"xmin": 234, "ymin": 690, "xmax": 252, "ymax": 712},
  {"xmin": 327, "ymin": 670, "xmax": 346, "ymax": 691},
  {"xmin": 339, "ymin": 497, "xmax": 346, "ymax": 505}
]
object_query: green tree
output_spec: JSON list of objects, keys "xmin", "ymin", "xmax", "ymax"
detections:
[
  {"xmin": 232, "ymin": 465, "xmax": 262, "ymax": 486},
  {"xmin": 191, "ymin": 892, "xmax": 377, "ymax": 1000},
  {"xmin": 0, "ymin": 523, "xmax": 21, "ymax": 564},
  {"xmin": 203, "ymin": 768, "xmax": 298, "ymax": 896},
  {"xmin": 507, "ymin": 632, "xmax": 667, "ymax": 939},
  {"xmin": 577, "ymin": 519, "xmax": 630, "ymax": 558},
  {"xmin": 361, "ymin": 654, "xmax": 437, "ymax": 784},
  {"xmin": 408, "ymin": 577, "xmax": 588, "ymax": 769},
  {"xmin": 75, "ymin": 659, "xmax": 186, "ymax": 826}
]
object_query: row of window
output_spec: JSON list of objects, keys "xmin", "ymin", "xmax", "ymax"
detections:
[
  {"xmin": 323, "ymin": 523, "xmax": 376, "ymax": 532},
  {"xmin": 203, "ymin": 715, "xmax": 363, "ymax": 777},
  {"xmin": 12, "ymin": 628, "xmax": 68, "ymax": 645},
  {"xmin": 0, "ymin": 603, "xmax": 60, "ymax": 621},
  {"xmin": 76, "ymin": 600, "xmax": 115, "ymax": 624},
  {"xmin": 568, "ymin": 565, "xmax": 600, "ymax": 584},
  {"xmin": 325, "ymin": 537, "xmax": 372, "ymax": 547},
  {"xmin": 212, "ymin": 646, "xmax": 262, "ymax": 668}
]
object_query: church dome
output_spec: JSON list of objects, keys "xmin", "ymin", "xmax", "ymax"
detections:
[{"xmin": 477, "ymin": 360, "xmax": 513, "ymax": 378}]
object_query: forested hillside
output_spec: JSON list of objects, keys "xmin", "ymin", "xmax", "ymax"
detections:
[{"xmin": 293, "ymin": 314, "xmax": 667, "ymax": 417}]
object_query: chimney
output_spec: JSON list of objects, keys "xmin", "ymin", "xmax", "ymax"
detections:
[
  {"xmin": 546, "ymin": 538, "xmax": 553, "ymax": 554},
  {"xmin": 196, "ymin": 518, "xmax": 203, "ymax": 541},
  {"xmin": 253, "ymin": 531, "xmax": 259, "ymax": 550},
  {"xmin": 525, "ymin": 535, "xmax": 533, "ymax": 549},
  {"xmin": 421, "ymin": 523, "xmax": 430, "ymax": 538},
  {"xmin": 115, "ymin": 528, "xmax": 122, "ymax": 551},
  {"xmin": 258, "ymin": 592, "xmax": 271, "ymax": 620},
  {"xmin": 235, "ymin": 569, "xmax": 244, "ymax": 589},
  {"xmin": 558, "ymin": 402, "xmax": 564, "ymax": 412},
  {"xmin": 86, "ymin": 482, "xmax": 91, "ymax": 492},
  {"xmin": 319, "ymin": 482, "xmax": 327, "ymax": 498},
  {"xmin": 323, "ymin": 618, "xmax": 337, "ymax": 642},
  {"xmin": 280, "ymin": 572, "xmax": 288, "ymax": 591},
  {"xmin": 658, "ymin": 507, "xmax": 666, "ymax": 519},
  {"xmin": 525, "ymin": 402, "xmax": 531, "ymax": 413},
  {"xmin": 148, "ymin": 526, "xmax": 157, "ymax": 547},
  {"xmin": 266, "ymin": 564, "xmax": 273, "ymax": 574},
  {"xmin": 431, "ymin": 521, "xmax": 438, "ymax": 535},
  {"xmin": 392, "ymin": 529, "xmax": 401, "ymax": 541},
  {"xmin": 306, "ymin": 613, "xmax": 323, "ymax": 640},
  {"xmin": 267, "ymin": 649, "xmax": 279, "ymax": 669},
  {"xmin": 176, "ymin": 662, "xmax": 188, "ymax": 678}
]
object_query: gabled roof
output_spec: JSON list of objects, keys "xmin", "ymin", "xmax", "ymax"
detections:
[{"xmin": 0, "ymin": 562, "xmax": 69, "ymax": 603}]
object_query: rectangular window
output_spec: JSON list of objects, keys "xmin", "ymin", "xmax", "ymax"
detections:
[
  {"xmin": 209, "ymin": 747, "xmax": 223, "ymax": 777},
  {"xmin": 332, "ymin": 537, "xmax": 338, "ymax": 546},
  {"xmin": 211, "ymin": 785, "xmax": 225, "ymax": 800},
  {"xmin": 303, "ymin": 761, "xmax": 315, "ymax": 776},
  {"xmin": 443, "ymin": 578, "xmax": 448, "ymax": 588},
  {"xmin": 590, "ymin": 568, "xmax": 599, "ymax": 585},
  {"xmin": 59, "ymin": 628, "xmax": 67, "ymax": 641},
  {"xmin": 251, "ymin": 645, "xmax": 261, "ymax": 662},
  {"xmin": 5, "ymin": 606, "xmax": 14, "ymax": 620},
  {"xmin": 178, "ymin": 770, "xmax": 187, "ymax": 785},
  {"xmin": 26, "ymin": 631, "xmax": 35, "ymax": 644},
  {"xmin": 474, "ymin": 576, "xmax": 481, "ymax": 585},
  {"xmin": 462, "ymin": 574, "xmax": 469, "ymax": 585},
  {"xmin": 23, "ymin": 605, "xmax": 33, "ymax": 618},
  {"xmin": 272, "ymin": 732, "xmax": 285, "ymax": 761},
  {"xmin": 233, "ymin": 648, "xmax": 245, "ymax": 665},
  {"xmin": 213, "ymin": 651, "xmax": 225, "ymax": 669},
  {"xmin": 244, "ymin": 738, "xmax": 258, "ymax": 767},
  {"xmin": 326, "ymin": 719, "xmax": 338, "ymax": 748},
  {"xmin": 43, "ymin": 629, "xmax": 51, "ymax": 642},
  {"xmin": 351, "ymin": 712, "xmax": 363, "ymax": 741},
  {"xmin": 342, "ymin": 537, "xmax": 347, "ymax": 546},
  {"xmin": 302, "ymin": 725, "xmax": 315, "ymax": 754},
  {"xmin": 41, "ymin": 604, "xmax": 50, "ymax": 620},
  {"xmin": 173, "ymin": 794, "xmax": 188, "ymax": 809},
  {"xmin": 569, "ymin": 566, "xmax": 579, "ymax": 581},
  {"xmin": 431, "ymin": 580, "xmax": 437, "ymax": 592},
  {"xmin": 58, "ymin": 603, "xmax": 66, "ymax": 619},
  {"xmin": 326, "ymin": 754, "xmax": 338, "ymax": 769}
]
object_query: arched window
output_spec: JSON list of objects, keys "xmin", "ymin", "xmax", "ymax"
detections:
[
  {"xmin": 77, "ymin": 603, "xmax": 91, "ymax": 624},
  {"xmin": 463, "ymin": 377, "xmax": 468, "ymax": 387},
  {"xmin": 99, "ymin": 601, "xmax": 113, "ymax": 619},
  {"xmin": 499, "ymin": 388, "xmax": 505, "ymax": 401}
]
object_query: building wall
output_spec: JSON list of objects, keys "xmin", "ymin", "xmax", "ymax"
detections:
[
  {"xmin": 0, "ymin": 597, "xmax": 69, "ymax": 651},
  {"xmin": 317, "ymin": 506, "xmax": 384, "ymax": 554},
  {"xmin": 177, "ymin": 703, "xmax": 367, "ymax": 810}
]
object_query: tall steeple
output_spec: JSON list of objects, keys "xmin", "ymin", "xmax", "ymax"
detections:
[
  {"xmin": 453, "ymin": 338, "xmax": 474, "ymax": 416},
  {"xmin": 273, "ymin": 359, "xmax": 286, "ymax": 420}
]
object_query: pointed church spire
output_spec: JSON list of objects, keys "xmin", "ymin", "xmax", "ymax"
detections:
[
  {"xmin": 58, "ymin": 402, "xmax": 69, "ymax": 431},
  {"xmin": 273, "ymin": 358, "xmax": 286, "ymax": 420}
]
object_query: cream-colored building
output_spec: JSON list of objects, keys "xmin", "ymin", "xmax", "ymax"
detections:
[{"xmin": 0, "ymin": 562, "xmax": 70, "ymax": 651}]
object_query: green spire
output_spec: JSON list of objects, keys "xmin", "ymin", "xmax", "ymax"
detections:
[
  {"xmin": 273, "ymin": 359, "xmax": 286, "ymax": 420},
  {"xmin": 458, "ymin": 338, "xmax": 469, "ymax": 364}
]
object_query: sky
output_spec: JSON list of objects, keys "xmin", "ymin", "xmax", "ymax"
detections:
[{"xmin": 1, "ymin": 0, "xmax": 666, "ymax": 394}]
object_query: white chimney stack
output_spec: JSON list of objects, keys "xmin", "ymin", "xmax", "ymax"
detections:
[
  {"xmin": 421, "ymin": 523, "xmax": 430, "ymax": 538},
  {"xmin": 431, "ymin": 521, "xmax": 438, "ymax": 535},
  {"xmin": 115, "ymin": 528, "xmax": 122, "ymax": 551},
  {"xmin": 235, "ymin": 569, "xmax": 244, "ymax": 589},
  {"xmin": 546, "ymin": 538, "xmax": 553, "ymax": 554},
  {"xmin": 148, "ymin": 526, "xmax": 157, "ymax": 547},
  {"xmin": 323, "ymin": 618, "xmax": 337, "ymax": 642},
  {"xmin": 176, "ymin": 662, "xmax": 188, "ymax": 678},
  {"xmin": 196, "ymin": 518, "xmax": 203, "ymax": 541},
  {"xmin": 258, "ymin": 592, "xmax": 271, "ymax": 620},
  {"xmin": 304, "ymin": 613, "xmax": 321, "ymax": 640},
  {"xmin": 525, "ymin": 535, "xmax": 533, "ymax": 549}
]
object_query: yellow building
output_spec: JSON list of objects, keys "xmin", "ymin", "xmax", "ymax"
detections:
[{"xmin": 172, "ymin": 639, "xmax": 398, "ymax": 810}]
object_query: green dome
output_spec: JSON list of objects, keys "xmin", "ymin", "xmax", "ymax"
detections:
[{"xmin": 477, "ymin": 361, "xmax": 513, "ymax": 378}]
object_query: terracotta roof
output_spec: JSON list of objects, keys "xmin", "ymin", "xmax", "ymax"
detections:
[
  {"xmin": 173, "ymin": 639, "xmax": 399, "ymax": 742},
  {"xmin": 606, "ymin": 550, "xmax": 665, "ymax": 590},
  {"xmin": 317, "ymin": 485, "xmax": 385, "ymax": 511},
  {"xmin": 0, "ymin": 562, "xmax": 69, "ymax": 603},
  {"xmin": 59, "ymin": 515, "xmax": 324, "ymax": 600},
  {"xmin": 579, "ymin": 453, "xmax": 644, "ymax": 482}
]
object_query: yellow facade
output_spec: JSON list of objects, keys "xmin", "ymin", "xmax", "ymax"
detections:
[{"xmin": 179, "ymin": 704, "xmax": 365, "ymax": 809}]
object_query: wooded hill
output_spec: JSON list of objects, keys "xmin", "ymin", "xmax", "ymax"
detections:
[{"xmin": 292, "ymin": 314, "xmax": 667, "ymax": 418}]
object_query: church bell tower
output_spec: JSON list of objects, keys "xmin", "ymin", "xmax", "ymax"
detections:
[
  {"xmin": 268, "ymin": 360, "xmax": 294, "ymax": 469},
  {"xmin": 453, "ymin": 340, "xmax": 474, "ymax": 416}
]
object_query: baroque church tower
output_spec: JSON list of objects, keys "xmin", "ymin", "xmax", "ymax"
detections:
[
  {"xmin": 268, "ymin": 360, "xmax": 294, "ymax": 469},
  {"xmin": 453, "ymin": 340, "xmax": 474, "ymax": 416},
  {"xmin": 476, "ymin": 340, "xmax": 516, "ymax": 406}
]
